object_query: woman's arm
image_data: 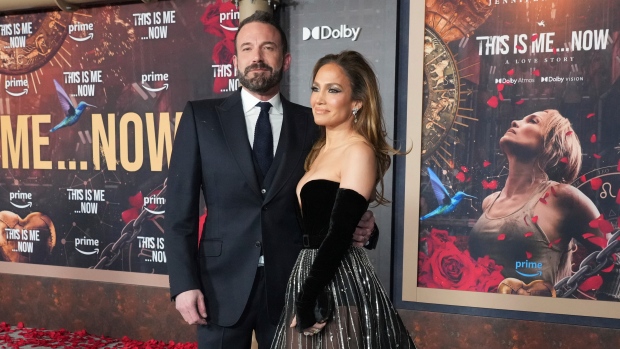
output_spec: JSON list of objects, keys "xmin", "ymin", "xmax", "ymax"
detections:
[
  {"xmin": 554, "ymin": 184, "xmax": 620, "ymax": 299},
  {"xmin": 339, "ymin": 142, "xmax": 377, "ymax": 199},
  {"xmin": 555, "ymin": 184, "xmax": 604, "ymax": 249}
]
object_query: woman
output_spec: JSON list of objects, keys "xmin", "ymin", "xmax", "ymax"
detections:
[
  {"xmin": 469, "ymin": 110, "xmax": 611, "ymax": 293},
  {"xmin": 271, "ymin": 51, "xmax": 415, "ymax": 348}
]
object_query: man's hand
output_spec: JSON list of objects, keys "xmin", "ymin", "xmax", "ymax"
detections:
[
  {"xmin": 175, "ymin": 289, "xmax": 208, "ymax": 325},
  {"xmin": 352, "ymin": 210, "xmax": 375, "ymax": 247}
]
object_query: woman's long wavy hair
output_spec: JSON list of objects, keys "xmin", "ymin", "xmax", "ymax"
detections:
[{"xmin": 304, "ymin": 50, "xmax": 401, "ymax": 205}]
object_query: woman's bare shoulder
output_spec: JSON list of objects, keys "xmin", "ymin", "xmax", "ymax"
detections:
[
  {"xmin": 339, "ymin": 140, "xmax": 376, "ymax": 198},
  {"xmin": 549, "ymin": 182, "xmax": 583, "ymax": 201},
  {"xmin": 481, "ymin": 191, "xmax": 501, "ymax": 211},
  {"xmin": 343, "ymin": 138, "xmax": 373, "ymax": 156},
  {"xmin": 549, "ymin": 182, "xmax": 599, "ymax": 216}
]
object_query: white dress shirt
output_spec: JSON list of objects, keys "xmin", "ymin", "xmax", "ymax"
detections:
[{"xmin": 241, "ymin": 88, "xmax": 283, "ymax": 155}]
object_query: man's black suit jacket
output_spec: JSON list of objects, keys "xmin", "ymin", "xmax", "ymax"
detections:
[{"xmin": 164, "ymin": 89, "xmax": 317, "ymax": 326}]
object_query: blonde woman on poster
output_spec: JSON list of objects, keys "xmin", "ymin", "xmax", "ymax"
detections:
[{"xmin": 468, "ymin": 110, "xmax": 620, "ymax": 299}]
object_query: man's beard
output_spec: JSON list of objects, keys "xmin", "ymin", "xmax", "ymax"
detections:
[{"xmin": 238, "ymin": 62, "xmax": 283, "ymax": 94}]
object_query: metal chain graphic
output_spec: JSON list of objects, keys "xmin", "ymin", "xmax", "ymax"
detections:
[
  {"xmin": 91, "ymin": 180, "xmax": 167, "ymax": 270},
  {"xmin": 554, "ymin": 230, "xmax": 620, "ymax": 298}
]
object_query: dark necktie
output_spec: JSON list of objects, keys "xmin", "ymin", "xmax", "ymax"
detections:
[{"xmin": 253, "ymin": 101, "xmax": 273, "ymax": 176}]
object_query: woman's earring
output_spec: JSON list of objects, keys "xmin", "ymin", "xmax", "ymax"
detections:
[{"xmin": 352, "ymin": 108, "xmax": 359, "ymax": 123}]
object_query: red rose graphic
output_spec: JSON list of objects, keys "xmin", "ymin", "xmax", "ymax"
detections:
[
  {"xmin": 423, "ymin": 228, "xmax": 456, "ymax": 256},
  {"xmin": 474, "ymin": 255, "xmax": 505, "ymax": 292},
  {"xmin": 201, "ymin": 0, "xmax": 239, "ymax": 41},
  {"xmin": 419, "ymin": 244, "xmax": 478, "ymax": 290},
  {"xmin": 202, "ymin": 1, "xmax": 239, "ymax": 94},
  {"xmin": 122, "ymin": 191, "xmax": 143, "ymax": 224},
  {"xmin": 212, "ymin": 39, "xmax": 236, "ymax": 93},
  {"xmin": 212, "ymin": 39, "xmax": 235, "ymax": 65},
  {"xmin": 419, "ymin": 228, "xmax": 505, "ymax": 292}
]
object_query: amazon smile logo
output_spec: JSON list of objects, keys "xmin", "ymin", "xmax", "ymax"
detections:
[
  {"xmin": 144, "ymin": 195, "xmax": 165, "ymax": 214},
  {"xmin": 75, "ymin": 236, "xmax": 99, "ymax": 255},
  {"xmin": 141, "ymin": 71, "xmax": 169, "ymax": 93},
  {"xmin": 9, "ymin": 191, "xmax": 32, "ymax": 209},
  {"xmin": 220, "ymin": 9, "xmax": 239, "ymax": 32},
  {"xmin": 5, "ymin": 77, "xmax": 28, "ymax": 97},
  {"xmin": 515, "ymin": 260, "xmax": 543, "ymax": 278},
  {"xmin": 68, "ymin": 22, "xmax": 94, "ymax": 42}
]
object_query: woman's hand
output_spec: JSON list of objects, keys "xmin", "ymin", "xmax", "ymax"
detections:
[{"xmin": 290, "ymin": 315, "xmax": 327, "ymax": 336}]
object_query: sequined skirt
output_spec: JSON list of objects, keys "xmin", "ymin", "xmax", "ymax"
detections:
[{"xmin": 271, "ymin": 247, "xmax": 416, "ymax": 349}]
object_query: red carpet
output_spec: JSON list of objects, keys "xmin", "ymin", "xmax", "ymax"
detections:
[{"xmin": 0, "ymin": 322, "xmax": 197, "ymax": 349}]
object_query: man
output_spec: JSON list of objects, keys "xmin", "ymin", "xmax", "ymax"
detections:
[{"xmin": 164, "ymin": 11, "xmax": 377, "ymax": 349}]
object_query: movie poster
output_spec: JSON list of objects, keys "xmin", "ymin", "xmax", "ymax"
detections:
[
  {"xmin": 0, "ymin": 0, "xmax": 240, "ymax": 275},
  {"xmin": 404, "ymin": 0, "xmax": 620, "ymax": 318}
]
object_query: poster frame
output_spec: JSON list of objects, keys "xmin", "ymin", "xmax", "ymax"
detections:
[
  {"xmin": 0, "ymin": 262, "xmax": 168, "ymax": 287},
  {"xmin": 392, "ymin": 0, "xmax": 620, "ymax": 329}
]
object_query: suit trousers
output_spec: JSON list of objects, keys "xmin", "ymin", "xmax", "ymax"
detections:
[{"xmin": 197, "ymin": 267, "xmax": 278, "ymax": 349}]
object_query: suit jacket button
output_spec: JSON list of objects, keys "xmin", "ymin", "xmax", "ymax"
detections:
[
  {"xmin": 262, "ymin": 206, "xmax": 267, "ymax": 211},
  {"xmin": 261, "ymin": 189, "xmax": 266, "ymax": 194},
  {"xmin": 255, "ymin": 241, "xmax": 262, "ymax": 248}
]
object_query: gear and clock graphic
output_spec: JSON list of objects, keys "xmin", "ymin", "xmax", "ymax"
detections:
[
  {"xmin": 0, "ymin": 12, "xmax": 72, "ymax": 76},
  {"xmin": 420, "ymin": 0, "xmax": 494, "ymax": 167},
  {"xmin": 422, "ymin": 26, "xmax": 461, "ymax": 164}
]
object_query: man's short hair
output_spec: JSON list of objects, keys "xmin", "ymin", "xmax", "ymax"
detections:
[{"xmin": 235, "ymin": 11, "xmax": 289, "ymax": 54}]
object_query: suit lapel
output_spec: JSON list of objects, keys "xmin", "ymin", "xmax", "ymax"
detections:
[
  {"xmin": 263, "ymin": 96, "xmax": 310, "ymax": 204},
  {"xmin": 217, "ymin": 90, "xmax": 262, "ymax": 198}
]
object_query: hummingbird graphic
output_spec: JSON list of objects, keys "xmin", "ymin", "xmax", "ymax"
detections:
[
  {"xmin": 50, "ymin": 79, "xmax": 96, "ymax": 132},
  {"xmin": 420, "ymin": 167, "xmax": 476, "ymax": 221}
]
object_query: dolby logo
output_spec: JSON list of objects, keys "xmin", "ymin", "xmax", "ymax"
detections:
[
  {"xmin": 495, "ymin": 78, "xmax": 517, "ymax": 84},
  {"xmin": 302, "ymin": 25, "xmax": 361, "ymax": 41},
  {"xmin": 540, "ymin": 76, "xmax": 564, "ymax": 83}
]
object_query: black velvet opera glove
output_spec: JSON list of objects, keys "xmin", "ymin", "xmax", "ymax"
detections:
[{"xmin": 295, "ymin": 188, "xmax": 369, "ymax": 331}]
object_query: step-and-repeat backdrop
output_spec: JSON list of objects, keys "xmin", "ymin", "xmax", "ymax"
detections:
[{"xmin": 0, "ymin": 0, "xmax": 397, "ymax": 277}]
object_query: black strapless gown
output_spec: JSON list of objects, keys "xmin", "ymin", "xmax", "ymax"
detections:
[{"xmin": 271, "ymin": 180, "xmax": 416, "ymax": 349}]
